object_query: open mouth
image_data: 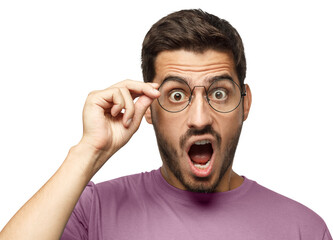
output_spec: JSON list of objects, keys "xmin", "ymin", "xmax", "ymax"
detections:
[{"xmin": 187, "ymin": 139, "xmax": 214, "ymax": 177}]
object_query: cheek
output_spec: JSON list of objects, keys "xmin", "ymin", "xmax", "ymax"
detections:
[
  {"xmin": 151, "ymin": 102, "xmax": 184, "ymax": 141},
  {"xmin": 151, "ymin": 101, "xmax": 167, "ymax": 125},
  {"xmin": 215, "ymin": 111, "xmax": 243, "ymax": 142}
]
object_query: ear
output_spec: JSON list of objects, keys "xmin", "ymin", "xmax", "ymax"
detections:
[
  {"xmin": 243, "ymin": 84, "xmax": 252, "ymax": 121},
  {"xmin": 144, "ymin": 106, "xmax": 153, "ymax": 124}
]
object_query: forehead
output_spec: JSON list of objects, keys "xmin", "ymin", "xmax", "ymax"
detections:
[{"xmin": 154, "ymin": 49, "xmax": 238, "ymax": 86}]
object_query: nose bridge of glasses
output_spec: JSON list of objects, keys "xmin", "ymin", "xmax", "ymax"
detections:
[{"xmin": 190, "ymin": 85, "xmax": 208, "ymax": 103}]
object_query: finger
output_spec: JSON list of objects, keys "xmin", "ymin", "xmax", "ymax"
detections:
[
  {"xmin": 147, "ymin": 82, "xmax": 160, "ymax": 89},
  {"xmin": 130, "ymin": 95, "xmax": 155, "ymax": 131},
  {"xmin": 93, "ymin": 81, "xmax": 159, "ymax": 109},
  {"xmin": 118, "ymin": 87, "xmax": 135, "ymax": 127},
  {"xmin": 86, "ymin": 88, "xmax": 124, "ymax": 112},
  {"xmin": 130, "ymin": 83, "xmax": 160, "ymax": 100},
  {"xmin": 115, "ymin": 80, "xmax": 160, "ymax": 99},
  {"xmin": 109, "ymin": 89, "xmax": 125, "ymax": 117}
]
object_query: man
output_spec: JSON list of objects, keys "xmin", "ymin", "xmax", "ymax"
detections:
[{"xmin": 0, "ymin": 9, "xmax": 331, "ymax": 240}]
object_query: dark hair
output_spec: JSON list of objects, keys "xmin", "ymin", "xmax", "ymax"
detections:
[{"xmin": 141, "ymin": 9, "xmax": 246, "ymax": 87}]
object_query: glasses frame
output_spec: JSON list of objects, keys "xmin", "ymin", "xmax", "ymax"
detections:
[{"xmin": 157, "ymin": 77, "xmax": 247, "ymax": 113}]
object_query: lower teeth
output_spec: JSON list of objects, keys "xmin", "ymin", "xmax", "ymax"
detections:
[{"xmin": 193, "ymin": 160, "xmax": 210, "ymax": 169}]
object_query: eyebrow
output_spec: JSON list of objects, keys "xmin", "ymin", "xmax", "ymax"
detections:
[
  {"xmin": 162, "ymin": 74, "xmax": 234, "ymax": 86},
  {"xmin": 162, "ymin": 75, "xmax": 188, "ymax": 84},
  {"xmin": 208, "ymin": 74, "xmax": 234, "ymax": 84}
]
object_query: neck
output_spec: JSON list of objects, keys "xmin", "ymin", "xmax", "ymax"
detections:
[{"xmin": 216, "ymin": 167, "xmax": 244, "ymax": 192}]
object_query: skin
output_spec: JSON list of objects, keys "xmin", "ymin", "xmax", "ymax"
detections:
[
  {"xmin": 145, "ymin": 49, "xmax": 252, "ymax": 192},
  {"xmin": 0, "ymin": 49, "xmax": 251, "ymax": 239},
  {"xmin": 0, "ymin": 80, "xmax": 161, "ymax": 239}
]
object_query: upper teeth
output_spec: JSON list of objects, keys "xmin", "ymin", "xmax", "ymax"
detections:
[{"xmin": 194, "ymin": 140, "xmax": 210, "ymax": 145}]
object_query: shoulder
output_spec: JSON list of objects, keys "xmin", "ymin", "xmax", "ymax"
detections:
[
  {"xmin": 89, "ymin": 169, "xmax": 158, "ymax": 202},
  {"xmin": 252, "ymin": 181, "xmax": 319, "ymax": 216},
  {"xmin": 74, "ymin": 170, "xmax": 158, "ymax": 217},
  {"xmin": 96, "ymin": 169, "xmax": 157, "ymax": 190},
  {"xmin": 248, "ymin": 178, "xmax": 329, "ymax": 236}
]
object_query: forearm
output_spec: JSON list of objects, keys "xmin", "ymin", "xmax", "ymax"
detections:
[
  {"xmin": 0, "ymin": 143, "xmax": 103, "ymax": 240},
  {"xmin": 0, "ymin": 80, "xmax": 159, "ymax": 240}
]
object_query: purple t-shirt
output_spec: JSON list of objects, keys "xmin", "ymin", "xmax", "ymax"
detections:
[{"xmin": 61, "ymin": 169, "xmax": 332, "ymax": 240}]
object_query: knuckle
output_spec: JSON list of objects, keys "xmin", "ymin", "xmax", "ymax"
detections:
[
  {"xmin": 87, "ymin": 90, "xmax": 98, "ymax": 98},
  {"xmin": 106, "ymin": 87, "xmax": 121, "ymax": 96},
  {"xmin": 119, "ymin": 87, "xmax": 129, "ymax": 94},
  {"xmin": 114, "ymin": 87, "xmax": 122, "ymax": 95},
  {"xmin": 120, "ymin": 79, "xmax": 131, "ymax": 85},
  {"xmin": 126, "ymin": 101, "xmax": 135, "ymax": 111}
]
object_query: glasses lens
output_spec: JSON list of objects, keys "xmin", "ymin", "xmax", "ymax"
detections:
[
  {"xmin": 158, "ymin": 80, "xmax": 191, "ymax": 112},
  {"xmin": 207, "ymin": 79, "xmax": 241, "ymax": 113}
]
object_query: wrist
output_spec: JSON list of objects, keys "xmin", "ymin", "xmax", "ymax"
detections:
[{"xmin": 65, "ymin": 142, "xmax": 111, "ymax": 180}]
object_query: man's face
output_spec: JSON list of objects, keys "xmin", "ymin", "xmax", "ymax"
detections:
[{"xmin": 146, "ymin": 49, "xmax": 250, "ymax": 193}]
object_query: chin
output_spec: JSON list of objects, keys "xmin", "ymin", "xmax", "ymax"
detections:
[
  {"xmin": 184, "ymin": 179, "xmax": 219, "ymax": 193},
  {"xmin": 153, "ymin": 119, "xmax": 242, "ymax": 194},
  {"xmin": 180, "ymin": 168, "xmax": 225, "ymax": 193}
]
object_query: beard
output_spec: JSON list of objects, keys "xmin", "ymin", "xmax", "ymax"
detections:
[{"xmin": 153, "ymin": 123, "xmax": 242, "ymax": 193}]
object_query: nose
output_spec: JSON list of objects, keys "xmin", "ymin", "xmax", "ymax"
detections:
[{"xmin": 186, "ymin": 87, "xmax": 213, "ymax": 130}]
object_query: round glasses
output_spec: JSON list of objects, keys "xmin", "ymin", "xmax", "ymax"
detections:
[{"xmin": 157, "ymin": 77, "xmax": 246, "ymax": 113}]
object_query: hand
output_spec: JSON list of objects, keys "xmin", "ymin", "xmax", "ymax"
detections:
[{"xmin": 79, "ymin": 80, "xmax": 160, "ymax": 168}]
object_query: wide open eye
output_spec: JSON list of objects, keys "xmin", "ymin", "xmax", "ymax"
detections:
[
  {"xmin": 158, "ymin": 79, "xmax": 191, "ymax": 112},
  {"xmin": 169, "ymin": 90, "xmax": 186, "ymax": 102},
  {"xmin": 209, "ymin": 88, "xmax": 228, "ymax": 101}
]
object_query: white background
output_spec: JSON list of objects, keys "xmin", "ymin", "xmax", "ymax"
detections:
[{"xmin": 0, "ymin": 0, "xmax": 332, "ymax": 232}]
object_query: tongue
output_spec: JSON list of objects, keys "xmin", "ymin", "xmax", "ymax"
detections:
[{"xmin": 188, "ymin": 144, "xmax": 213, "ymax": 164}]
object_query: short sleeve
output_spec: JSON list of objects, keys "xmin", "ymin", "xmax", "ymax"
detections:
[
  {"xmin": 61, "ymin": 181, "xmax": 95, "ymax": 240},
  {"xmin": 323, "ymin": 227, "xmax": 333, "ymax": 240}
]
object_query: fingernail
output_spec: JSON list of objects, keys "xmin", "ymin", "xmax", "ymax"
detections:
[
  {"xmin": 151, "ymin": 89, "xmax": 160, "ymax": 94},
  {"xmin": 126, "ymin": 118, "xmax": 132, "ymax": 126}
]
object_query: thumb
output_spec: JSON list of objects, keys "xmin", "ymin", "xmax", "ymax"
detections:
[{"xmin": 130, "ymin": 95, "xmax": 154, "ymax": 130}]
